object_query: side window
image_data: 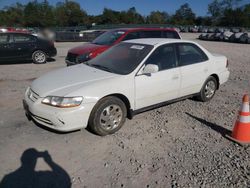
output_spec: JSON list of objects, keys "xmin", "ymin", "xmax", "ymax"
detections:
[
  {"xmin": 145, "ymin": 44, "xmax": 177, "ymax": 71},
  {"xmin": 13, "ymin": 34, "xmax": 35, "ymax": 43},
  {"xmin": 122, "ymin": 32, "xmax": 140, "ymax": 41},
  {"xmin": 162, "ymin": 31, "xmax": 180, "ymax": 39},
  {"xmin": 0, "ymin": 34, "xmax": 9, "ymax": 43},
  {"xmin": 178, "ymin": 43, "xmax": 208, "ymax": 66},
  {"xmin": 140, "ymin": 31, "xmax": 161, "ymax": 38}
]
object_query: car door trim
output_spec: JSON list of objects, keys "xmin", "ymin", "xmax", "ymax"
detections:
[{"xmin": 129, "ymin": 92, "xmax": 199, "ymax": 119}]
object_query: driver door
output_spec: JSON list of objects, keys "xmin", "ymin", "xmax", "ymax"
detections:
[{"xmin": 135, "ymin": 44, "xmax": 181, "ymax": 109}]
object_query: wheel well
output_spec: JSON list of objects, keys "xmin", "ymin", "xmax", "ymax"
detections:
[
  {"xmin": 210, "ymin": 74, "xmax": 219, "ymax": 89},
  {"xmin": 106, "ymin": 93, "xmax": 132, "ymax": 118}
]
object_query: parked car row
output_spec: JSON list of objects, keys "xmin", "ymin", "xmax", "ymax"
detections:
[
  {"xmin": 199, "ymin": 32, "xmax": 250, "ymax": 44},
  {"xmin": 179, "ymin": 26, "xmax": 247, "ymax": 34}
]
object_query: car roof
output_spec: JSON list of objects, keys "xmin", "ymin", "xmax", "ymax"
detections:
[
  {"xmin": 111, "ymin": 27, "xmax": 177, "ymax": 32},
  {"xmin": 123, "ymin": 38, "xmax": 196, "ymax": 46}
]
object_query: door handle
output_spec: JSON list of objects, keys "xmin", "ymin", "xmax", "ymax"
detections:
[
  {"xmin": 172, "ymin": 75, "xmax": 179, "ymax": 80},
  {"xmin": 204, "ymin": 68, "xmax": 208, "ymax": 72}
]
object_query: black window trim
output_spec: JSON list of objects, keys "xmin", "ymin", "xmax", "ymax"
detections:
[{"xmin": 176, "ymin": 42, "xmax": 209, "ymax": 67}]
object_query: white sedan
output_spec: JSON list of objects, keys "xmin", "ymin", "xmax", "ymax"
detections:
[{"xmin": 23, "ymin": 39, "xmax": 230, "ymax": 135}]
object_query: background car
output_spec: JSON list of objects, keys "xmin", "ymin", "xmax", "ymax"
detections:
[
  {"xmin": 65, "ymin": 28, "xmax": 181, "ymax": 66},
  {"xmin": 0, "ymin": 32, "xmax": 57, "ymax": 64},
  {"xmin": 24, "ymin": 39, "xmax": 230, "ymax": 136}
]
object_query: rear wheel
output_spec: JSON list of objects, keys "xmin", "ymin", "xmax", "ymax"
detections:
[
  {"xmin": 32, "ymin": 50, "xmax": 47, "ymax": 64},
  {"xmin": 88, "ymin": 96, "xmax": 127, "ymax": 136},
  {"xmin": 198, "ymin": 76, "xmax": 218, "ymax": 102}
]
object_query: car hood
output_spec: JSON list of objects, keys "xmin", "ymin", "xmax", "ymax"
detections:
[
  {"xmin": 31, "ymin": 64, "xmax": 118, "ymax": 97},
  {"xmin": 68, "ymin": 42, "xmax": 108, "ymax": 55}
]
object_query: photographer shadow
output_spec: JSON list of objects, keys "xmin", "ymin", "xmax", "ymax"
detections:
[{"xmin": 0, "ymin": 148, "xmax": 71, "ymax": 188}]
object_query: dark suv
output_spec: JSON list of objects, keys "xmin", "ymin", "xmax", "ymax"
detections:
[
  {"xmin": 0, "ymin": 32, "xmax": 57, "ymax": 64},
  {"xmin": 66, "ymin": 28, "xmax": 181, "ymax": 66}
]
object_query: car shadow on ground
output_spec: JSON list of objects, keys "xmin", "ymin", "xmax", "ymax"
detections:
[
  {"xmin": 186, "ymin": 112, "xmax": 232, "ymax": 139},
  {"xmin": 0, "ymin": 148, "xmax": 71, "ymax": 188},
  {"xmin": 0, "ymin": 58, "xmax": 56, "ymax": 65}
]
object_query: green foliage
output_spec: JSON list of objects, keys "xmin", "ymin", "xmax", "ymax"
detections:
[
  {"xmin": 172, "ymin": 3, "xmax": 196, "ymax": 25},
  {"xmin": 146, "ymin": 11, "xmax": 170, "ymax": 24},
  {"xmin": 208, "ymin": 0, "xmax": 250, "ymax": 27},
  {"xmin": 0, "ymin": 1, "xmax": 249, "ymax": 27}
]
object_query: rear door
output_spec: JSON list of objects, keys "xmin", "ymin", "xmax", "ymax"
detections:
[
  {"xmin": 12, "ymin": 34, "xmax": 36, "ymax": 58},
  {"xmin": 177, "ymin": 43, "xmax": 210, "ymax": 97},
  {"xmin": 135, "ymin": 44, "xmax": 181, "ymax": 109}
]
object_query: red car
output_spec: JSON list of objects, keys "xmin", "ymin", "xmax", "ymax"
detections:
[{"xmin": 65, "ymin": 28, "xmax": 181, "ymax": 66}]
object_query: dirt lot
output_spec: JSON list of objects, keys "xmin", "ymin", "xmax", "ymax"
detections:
[{"xmin": 0, "ymin": 33, "xmax": 249, "ymax": 188}]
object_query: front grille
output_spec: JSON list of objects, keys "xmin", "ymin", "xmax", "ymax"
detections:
[
  {"xmin": 28, "ymin": 89, "xmax": 40, "ymax": 102},
  {"xmin": 66, "ymin": 52, "xmax": 78, "ymax": 63}
]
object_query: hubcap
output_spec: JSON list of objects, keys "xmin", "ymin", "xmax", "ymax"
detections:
[
  {"xmin": 205, "ymin": 81, "xmax": 216, "ymax": 98},
  {"xmin": 34, "ymin": 52, "xmax": 45, "ymax": 63},
  {"xmin": 100, "ymin": 105, "xmax": 123, "ymax": 131}
]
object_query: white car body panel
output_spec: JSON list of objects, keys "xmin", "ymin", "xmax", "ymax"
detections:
[
  {"xmin": 24, "ymin": 38, "xmax": 230, "ymax": 131},
  {"xmin": 135, "ymin": 67, "xmax": 181, "ymax": 109}
]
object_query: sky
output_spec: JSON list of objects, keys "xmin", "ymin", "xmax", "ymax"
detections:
[{"xmin": 0, "ymin": 0, "xmax": 250, "ymax": 16}]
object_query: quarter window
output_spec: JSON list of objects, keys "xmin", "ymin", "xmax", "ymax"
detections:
[
  {"xmin": 0, "ymin": 34, "xmax": 9, "ymax": 43},
  {"xmin": 145, "ymin": 44, "xmax": 177, "ymax": 71},
  {"xmin": 178, "ymin": 43, "xmax": 208, "ymax": 66}
]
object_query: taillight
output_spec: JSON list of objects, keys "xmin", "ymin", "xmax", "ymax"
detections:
[{"xmin": 226, "ymin": 59, "xmax": 229, "ymax": 68}]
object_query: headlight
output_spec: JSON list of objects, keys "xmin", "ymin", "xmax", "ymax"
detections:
[
  {"xmin": 42, "ymin": 96, "xmax": 83, "ymax": 108},
  {"xmin": 76, "ymin": 53, "xmax": 92, "ymax": 63}
]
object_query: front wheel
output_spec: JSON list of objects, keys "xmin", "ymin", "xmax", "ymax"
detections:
[
  {"xmin": 88, "ymin": 96, "xmax": 127, "ymax": 136},
  {"xmin": 32, "ymin": 50, "xmax": 47, "ymax": 64},
  {"xmin": 198, "ymin": 76, "xmax": 218, "ymax": 102}
]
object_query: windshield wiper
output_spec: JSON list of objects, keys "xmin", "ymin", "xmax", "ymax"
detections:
[{"xmin": 90, "ymin": 64, "xmax": 114, "ymax": 73}]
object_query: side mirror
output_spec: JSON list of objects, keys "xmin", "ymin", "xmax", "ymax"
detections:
[{"xmin": 142, "ymin": 64, "xmax": 159, "ymax": 75}]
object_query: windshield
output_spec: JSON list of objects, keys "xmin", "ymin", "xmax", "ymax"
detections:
[
  {"xmin": 86, "ymin": 42, "xmax": 153, "ymax": 75},
  {"xmin": 92, "ymin": 30, "xmax": 125, "ymax": 45}
]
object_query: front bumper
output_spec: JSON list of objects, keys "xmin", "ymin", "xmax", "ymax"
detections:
[
  {"xmin": 47, "ymin": 47, "xmax": 57, "ymax": 57},
  {"xmin": 23, "ymin": 92, "xmax": 95, "ymax": 132}
]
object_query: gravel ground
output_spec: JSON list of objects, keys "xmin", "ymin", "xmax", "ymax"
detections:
[{"xmin": 0, "ymin": 33, "xmax": 249, "ymax": 188}]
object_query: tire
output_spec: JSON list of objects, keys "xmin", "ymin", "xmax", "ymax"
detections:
[
  {"xmin": 197, "ymin": 76, "xmax": 218, "ymax": 102},
  {"xmin": 32, "ymin": 50, "xmax": 47, "ymax": 64},
  {"xmin": 88, "ymin": 96, "xmax": 127, "ymax": 136}
]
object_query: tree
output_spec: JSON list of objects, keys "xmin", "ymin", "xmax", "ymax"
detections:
[
  {"xmin": 1, "ymin": 3, "xmax": 24, "ymax": 26},
  {"xmin": 147, "ymin": 11, "xmax": 170, "ymax": 24},
  {"xmin": 100, "ymin": 8, "xmax": 120, "ymax": 24},
  {"xmin": 55, "ymin": 1, "xmax": 88, "ymax": 26},
  {"xmin": 172, "ymin": 3, "xmax": 196, "ymax": 25}
]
